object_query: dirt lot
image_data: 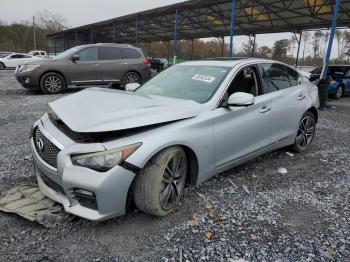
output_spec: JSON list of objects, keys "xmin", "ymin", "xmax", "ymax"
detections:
[{"xmin": 0, "ymin": 70, "xmax": 349, "ymax": 261}]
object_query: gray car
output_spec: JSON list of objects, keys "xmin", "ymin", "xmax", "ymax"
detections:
[
  {"xmin": 15, "ymin": 43, "xmax": 151, "ymax": 94},
  {"xmin": 30, "ymin": 59, "xmax": 319, "ymax": 221}
]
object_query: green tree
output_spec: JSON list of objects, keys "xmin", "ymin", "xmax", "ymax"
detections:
[{"xmin": 272, "ymin": 39, "xmax": 290, "ymax": 61}]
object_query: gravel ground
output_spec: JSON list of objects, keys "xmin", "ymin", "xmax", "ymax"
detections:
[{"xmin": 0, "ymin": 70, "xmax": 349, "ymax": 261}]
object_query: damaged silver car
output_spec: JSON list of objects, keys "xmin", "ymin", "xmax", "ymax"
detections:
[{"xmin": 30, "ymin": 59, "xmax": 319, "ymax": 221}]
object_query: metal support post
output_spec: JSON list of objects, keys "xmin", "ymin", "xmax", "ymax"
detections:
[
  {"xmin": 295, "ymin": 31, "xmax": 302, "ymax": 69},
  {"xmin": 321, "ymin": 0, "xmax": 341, "ymax": 78},
  {"xmin": 229, "ymin": 0, "xmax": 236, "ymax": 57},
  {"xmin": 173, "ymin": 9, "xmax": 180, "ymax": 64},
  {"xmin": 135, "ymin": 17, "xmax": 140, "ymax": 47}
]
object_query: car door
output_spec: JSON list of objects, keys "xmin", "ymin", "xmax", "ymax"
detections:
[
  {"xmin": 213, "ymin": 65, "xmax": 272, "ymax": 170},
  {"xmin": 98, "ymin": 46, "xmax": 128, "ymax": 84},
  {"xmin": 6, "ymin": 54, "xmax": 22, "ymax": 67},
  {"xmin": 67, "ymin": 47, "xmax": 102, "ymax": 85},
  {"xmin": 342, "ymin": 68, "xmax": 350, "ymax": 95},
  {"xmin": 258, "ymin": 63, "xmax": 308, "ymax": 145}
]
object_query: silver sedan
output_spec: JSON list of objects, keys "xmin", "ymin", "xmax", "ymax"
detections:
[{"xmin": 30, "ymin": 59, "xmax": 319, "ymax": 221}]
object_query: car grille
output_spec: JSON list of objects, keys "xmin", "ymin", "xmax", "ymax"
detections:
[
  {"xmin": 34, "ymin": 127, "xmax": 60, "ymax": 168},
  {"xmin": 38, "ymin": 170, "xmax": 66, "ymax": 196}
]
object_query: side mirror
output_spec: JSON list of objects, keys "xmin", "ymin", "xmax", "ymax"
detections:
[
  {"xmin": 125, "ymin": 83, "xmax": 141, "ymax": 92},
  {"xmin": 71, "ymin": 54, "xmax": 80, "ymax": 62},
  {"xmin": 227, "ymin": 92, "xmax": 255, "ymax": 107}
]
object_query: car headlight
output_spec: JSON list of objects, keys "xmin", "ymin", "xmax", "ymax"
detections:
[
  {"xmin": 19, "ymin": 64, "xmax": 40, "ymax": 73},
  {"xmin": 71, "ymin": 143, "xmax": 142, "ymax": 172}
]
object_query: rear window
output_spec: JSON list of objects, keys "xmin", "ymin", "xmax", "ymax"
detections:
[
  {"xmin": 98, "ymin": 47, "xmax": 123, "ymax": 60},
  {"xmin": 121, "ymin": 48, "xmax": 141, "ymax": 59}
]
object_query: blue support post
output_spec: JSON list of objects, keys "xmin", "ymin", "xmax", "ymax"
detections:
[
  {"xmin": 229, "ymin": 0, "xmax": 236, "ymax": 57},
  {"xmin": 321, "ymin": 0, "xmax": 341, "ymax": 78},
  {"xmin": 135, "ymin": 17, "xmax": 140, "ymax": 47},
  {"xmin": 173, "ymin": 9, "xmax": 179, "ymax": 64}
]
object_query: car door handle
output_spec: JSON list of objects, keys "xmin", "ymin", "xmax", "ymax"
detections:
[
  {"xmin": 259, "ymin": 106, "xmax": 271, "ymax": 113},
  {"xmin": 94, "ymin": 63, "xmax": 100, "ymax": 67},
  {"xmin": 297, "ymin": 94, "xmax": 306, "ymax": 100}
]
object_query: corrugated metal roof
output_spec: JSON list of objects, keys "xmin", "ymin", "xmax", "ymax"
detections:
[{"xmin": 47, "ymin": 0, "xmax": 350, "ymax": 43}]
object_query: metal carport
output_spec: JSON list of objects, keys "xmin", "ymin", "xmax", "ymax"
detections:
[{"xmin": 47, "ymin": 0, "xmax": 348, "ymax": 75}]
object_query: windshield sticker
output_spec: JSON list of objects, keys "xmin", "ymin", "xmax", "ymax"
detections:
[{"xmin": 192, "ymin": 74, "xmax": 216, "ymax": 83}]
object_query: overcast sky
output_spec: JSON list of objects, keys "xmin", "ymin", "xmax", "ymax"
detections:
[{"xmin": 1, "ymin": 0, "xmax": 338, "ymax": 58}]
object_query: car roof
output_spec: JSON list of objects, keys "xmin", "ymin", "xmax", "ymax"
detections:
[
  {"xmin": 328, "ymin": 64, "xmax": 350, "ymax": 67},
  {"xmin": 77, "ymin": 43, "xmax": 137, "ymax": 49},
  {"xmin": 180, "ymin": 58, "xmax": 274, "ymax": 67}
]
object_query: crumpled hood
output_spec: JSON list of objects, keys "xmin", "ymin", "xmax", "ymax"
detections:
[{"xmin": 49, "ymin": 88, "xmax": 202, "ymax": 133}]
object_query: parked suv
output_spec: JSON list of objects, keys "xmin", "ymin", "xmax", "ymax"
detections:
[
  {"xmin": 309, "ymin": 65, "xmax": 350, "ymax": 99},
  {"xmin": 15, "ymin": 43, "xmax": 151, "ymax": 94}
]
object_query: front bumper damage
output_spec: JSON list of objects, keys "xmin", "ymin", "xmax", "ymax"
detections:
[{"xmin": 31, "ymin": 117, "xmax": 137, "ymax": 221}]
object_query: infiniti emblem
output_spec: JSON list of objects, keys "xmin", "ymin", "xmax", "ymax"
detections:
[{"xmin": 36, "ymin": 139, "xmax": 44, "ymax": 152}]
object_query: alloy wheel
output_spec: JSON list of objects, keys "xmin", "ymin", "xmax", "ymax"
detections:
[
  {"xmin": 160, "ymin": 152, "xmax": 186, "ymax": 210},
  {"xmin": 44, "ymin": 76, "xmax": 62, "ymax": 92},
  {"xmin": 336, "ymin": 86, "xmax": 343, "ymax": 99},
  {"xmin": 296, "ymin": 115, "xmax": 315, "ymax": 149},
  {"xmin": 126, "ymin": 74, "xmax": 139, "ymax": 83}
]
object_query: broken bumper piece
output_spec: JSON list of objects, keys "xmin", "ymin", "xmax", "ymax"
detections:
[{"xmin": 0, "ymin": 185, "xmax": 68, "ymax": 227}]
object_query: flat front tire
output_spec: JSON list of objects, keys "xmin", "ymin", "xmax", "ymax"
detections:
[
  {"xmin": 291, "ymin": 111, "xmax": 316, "ymax": 153},
  {"xmin": 40, "ymin": 72, "xmax": 65, "ymax": 94},
  {"xmin": 134, "ymin": 146, "xmax": 187, "ymax": 217}
]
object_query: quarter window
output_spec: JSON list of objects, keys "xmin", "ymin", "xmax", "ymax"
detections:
[
  {"xmin": 77, "ymin": 47, "xmax": 98, "ymax": 61},
  {"xmin": 121, "ymin": 48, "xmax": 141, "ymax": 59},
  {"xmin": 260, "ymin": 63, "xmax": 299, "ymax": 94}
]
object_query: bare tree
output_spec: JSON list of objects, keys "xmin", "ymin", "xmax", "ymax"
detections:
[{"xmin": 35, "ymin": 9, "xmax": 66, "ymax": 34}]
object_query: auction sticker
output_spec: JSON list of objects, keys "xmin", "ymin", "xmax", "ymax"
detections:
[{"xmin": 192, "ymin": 74, "xmax": 216, "ymax": 83}]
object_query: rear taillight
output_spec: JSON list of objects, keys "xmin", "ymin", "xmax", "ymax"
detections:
[{"xmin": 144, "ymin": 60, "xmax": 151, "ymax": 67}]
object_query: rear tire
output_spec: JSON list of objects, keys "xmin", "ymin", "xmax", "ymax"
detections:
[
  {"xmin": 121, "ymin": 71, "xmax": 141, "ymax": 89},
  {"xmin": 334, "ymin": 85, "xmax": 344, "ymax": 99},
  {"xmin": 0, "ymin": 62, "xmax": 5, "ymax": 70},
  {"xmin": 40, "ymin": 72, "xmax": 65, "ymax": 94},
  {"xmin": 290, "ymin": 111, "xmax": 316, "ymax": 153},
  {"xmin": 134, "ymin": 146, "xmax": 187, "ymax": 217}
]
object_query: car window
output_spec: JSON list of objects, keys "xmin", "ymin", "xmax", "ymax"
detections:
[
  {"xmin": 328, "ymin": 67, "xmax": 348, "ymax": 77},
  {"xmin": 344, "ymin": 69, "xmax": 350, "ymax": 78},
  {"xmin": 260, "ymin": 63, "xmax": 299, "ymax": 94},
  {"xmin": 40, "ymin": 52, "xmax": 45, "ymax": 55},
  {"xmin": 227, "ymin": 66, "xmax": 260, "ymax": 97},
  {"xmin": 33, "ymin": 52, "xmax": 39, "ymax": 56},
  {"xmin": 22, "ymin": 55, "xmax": 31, "ymax": 58},
  {"xmin": 137, "ymin": 65, "xmax": 231, "ymax": 103},
  {"xmin": 121, "ymin": 48, "xmax": 141, "ymax": 59},
  {"xmin": 98, "ymin": 47, "xmax": 123, "ymax": 60},
  {"xmin": 77, "ymin": 47, "xmax": 98, "ymax": 61},
  {"xmin": 10, "ymin": 54, "xmax": 20, "ymax": 59}
]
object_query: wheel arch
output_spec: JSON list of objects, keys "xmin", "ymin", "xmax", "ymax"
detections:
[
  {"xmin": 40, "ymin": 70, "xmax": 67, "ymax": 88},
  {"xmin": 132, "ymin": 144, "xmax": 199, "ymax": 187},
  {"xmin": 307, "ymin": 106, "xmax": 318, "ymax": 123}
]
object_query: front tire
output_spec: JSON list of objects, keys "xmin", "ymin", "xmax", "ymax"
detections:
[
  {"xmin": 40, "ymin": 72, "xmax": 65, "ymax": 94},
  {"xmin": 291, "ymin": 111, "xmax": 316, "ymax": 153},
  {"xmin": 134, "ymin": 146, "xmax": 187, "ymax": 217},
  {"xmin": 0, "ymin": 62, "xmax": 5, "ymax": 70}
]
